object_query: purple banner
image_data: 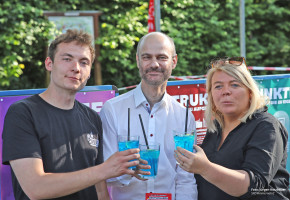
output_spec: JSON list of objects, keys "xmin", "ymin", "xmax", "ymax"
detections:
[{"xmin": 1, "ymin": 89, "xmax": 116, "ymax": 200}]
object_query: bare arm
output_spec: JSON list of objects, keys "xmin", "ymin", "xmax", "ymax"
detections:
[
  {"xmin": 95, "ymin": 181, "xmax": 110, "ymax": 200},
  {"xmin": 10, "ymin": 148, "xmax": 140, "ymax": 199},
  {"xmin": 175, "ymin": 145, "xmax": 250, "ymax": 197}
]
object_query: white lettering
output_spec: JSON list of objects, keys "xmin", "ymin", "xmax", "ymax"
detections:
[
  {"xmin": 273, "ymin": 88, "xmax": 283, "ymax": 99},
  {"xmin": 189, "ymin": 94, "xmax": 199, "ymax": 106},
  {"xmin": 263, "ymin": 88, "xmax": 273, "ymax": 99},
  {"xmin": 173, "ymin": 94, "xmax": 208, "ymax": 106},
  {"xmin": 261, "ymin": 87, "xmax": 290, "ymax": 100},
  {"xmin": 282, "ymin": 87, "xmax": 290, "ymax": 98},
  {"xmin": 91, "ymin": 102, "xmax": 103, "ymax": 113},
  {"xmin": 199, "ymin": 93, "xmax": 208, "ymax": 106},
  {"xmin": 180, "ymin": 95, "xmax": 188, "ymax": 106}
]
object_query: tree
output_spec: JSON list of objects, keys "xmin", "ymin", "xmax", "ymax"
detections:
[
  {"xmin": 0, "ymin": 0, "xmax": 55, "ymax": 89},
  {"xmin": 1, "ymin": 0, "xmax": 289, "ymax": 90}
]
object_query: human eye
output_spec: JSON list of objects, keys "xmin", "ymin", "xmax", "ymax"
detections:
[
  {"xmin": 142, "ymin": 55, "xmax": 151, "ymax": 60},
  {"xmin": 232, "ymin": 83, "xmax": 240, "ymax": 87},
  {"xmin": 80, "ymin": 60, "xmax": 90, "ymax": 66},
  {"xmin": 158, "ymin": 55, "xmax": 168, "ymax": 61},
  {"xmin": 63, "ymin": 57, "xmax": 71, "ymax": 62},
  {"xmin": 231, "ymin": 81, "xmax": 242, "ymax": 88},
  {"xmin": 214, "ymin": 84, "xmax": 222, "ymax": 89}
]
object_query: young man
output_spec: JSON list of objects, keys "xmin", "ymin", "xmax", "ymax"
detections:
[
  {"xmin": 100, "ymin": 32, "xmax": 198, "ymax": 199},
  {"xmin": 2, "ymin": 29, "xmax": 140, "ymax": 200}
]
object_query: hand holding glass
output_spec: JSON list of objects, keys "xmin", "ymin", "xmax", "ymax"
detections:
[{"xmin": 118, "ymin": 135, "xmax": 139, "ymax": 170}]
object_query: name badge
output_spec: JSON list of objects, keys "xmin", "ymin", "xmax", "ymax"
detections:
[{"xmin": 145, "ymin": 193, "xmax": 172, "ymax": 200}]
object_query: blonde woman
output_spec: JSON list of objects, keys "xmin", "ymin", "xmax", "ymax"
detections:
[{"xmin": 175, "ymin": 57, "xmax": 289, "ymax": 200}]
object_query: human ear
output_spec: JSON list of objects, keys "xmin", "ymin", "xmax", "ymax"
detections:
[{"xmin": 45, "ymin": 57, "xmax": 53, "ymax": 71}]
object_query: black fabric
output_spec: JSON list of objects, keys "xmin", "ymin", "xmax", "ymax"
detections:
[
  {"xmin": 195, "ymin": 107, "xmax": 290, "ymax": 200},
  {"xmin": 2, "ymin": 95, "xmax": 103, "ymax": 200}
]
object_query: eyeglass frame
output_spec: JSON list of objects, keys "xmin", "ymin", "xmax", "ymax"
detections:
[{"xmin": 210, "ymin": 57, "xmax": 247, "ymax": 69}]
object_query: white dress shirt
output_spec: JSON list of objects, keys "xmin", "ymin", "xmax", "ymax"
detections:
[{"xmin": 100, "ymin": 84, "xmax": 198, "ymax": 200}]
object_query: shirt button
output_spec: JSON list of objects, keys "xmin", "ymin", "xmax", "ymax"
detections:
[{"xmin": 150, "ymin": 134, "xmax": 153, "ymax": 137}]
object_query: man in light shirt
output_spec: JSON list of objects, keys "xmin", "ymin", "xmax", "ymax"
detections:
[{"xmin": 100, "ymin": 32, "xmax": 198, "ymax": 200}]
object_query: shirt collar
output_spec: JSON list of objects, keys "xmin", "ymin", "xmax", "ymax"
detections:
[{"xmin": 133, "ymin": 83, "xmax": 168, "ymax": 109}]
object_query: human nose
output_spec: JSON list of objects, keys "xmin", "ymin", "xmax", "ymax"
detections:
[
  {"xmin": 71, "ymin": 60, "xmax": 80, "ymax": 72},
  {"xmin": 222, "ymin": 86, "xmax": 231, "ymax": 95},
  {"xmin": 149, "ymin": 57, "xmax": 160, "ymax": 68}
]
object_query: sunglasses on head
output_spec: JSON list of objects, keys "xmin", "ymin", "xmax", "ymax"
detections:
[{"xmin": 211, "ymin": 57, "xmax": 247, "ymax": 68}]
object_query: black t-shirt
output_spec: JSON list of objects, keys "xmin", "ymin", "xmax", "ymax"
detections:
[
  {"xmin": 2, "ymin": 95, "xmax": 103, "ymax": 200},
  {"xmin": 195, "ymin": 107, "xmax": 290, "ymax": 200}
]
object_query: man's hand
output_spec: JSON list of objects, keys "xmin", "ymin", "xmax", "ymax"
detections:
[
  {"xmin": 132, "ymin": 158, "xmax": 151, "ymax": 181},
  {"xmin": 103, "ymin": 148, "xmax": 141, "ymax": 179}
]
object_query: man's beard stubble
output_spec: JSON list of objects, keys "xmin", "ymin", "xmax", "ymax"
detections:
[{"xmin": 139, "ymin": 67, "xmax": 172, "ymax": 86}]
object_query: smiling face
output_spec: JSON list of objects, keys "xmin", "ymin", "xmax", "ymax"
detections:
[
  {"xmin": 211, "ymin": 71, "xmax": 251, "ymax": 120},
  {"xmin": 136, "ymin": 33, "xmax": 177, "ymax": 87},
  {"xmin": 45, "ymin": 41, "xmax": 92, "ymax": 93}
]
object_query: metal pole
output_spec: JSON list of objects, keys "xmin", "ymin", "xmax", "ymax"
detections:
[
  {"xmin": 240, "ymin": 0, "xmax": 246, "ymax": 58},
  {"xmin": 154, "ymin": 0, "xmax": 161, "ymax": 32}
]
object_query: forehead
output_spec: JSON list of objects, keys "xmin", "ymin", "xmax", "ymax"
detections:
[
  {"xmin": 212, "ymin": 71, "xmax": 237, "ymax": 82},
  {"xmin": 56, "ymin": 42, "xmax": 91, "ymax": 59},
  {"xmin": 140, "ymin": 35, "xmax": 173, "ymax": 55}
]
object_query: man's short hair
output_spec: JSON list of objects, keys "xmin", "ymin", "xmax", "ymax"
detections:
[{"xmin": 48, "ymin": 29, "xmax": 95, "ymax": 63}]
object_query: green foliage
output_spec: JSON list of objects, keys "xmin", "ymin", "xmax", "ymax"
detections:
[
  {"xmin": 0, "ymin": 0, "xmax": 289, "ymax": 90},
  {"xmin": 246, "ymin": 1, "xmax": 290, "ymax": 75},
  {"xmin": 96, "ymin": 0, "xmax": 290, "ymax": 88},
  {"xmin": 0, "ymin": 0, "xmax": 56, "ymax": 89},
  {"xmin": 95, "ymin": 0, "xmax": 148, "ymax": 87}
]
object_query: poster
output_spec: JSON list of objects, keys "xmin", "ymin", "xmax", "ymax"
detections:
[
  {"xmin": 256, "ymin": 75, "xmax": 290, "ymax": 172},
  {"xmin": 47, "ymin": 16, "xmax": 95, "ymax": 45}
]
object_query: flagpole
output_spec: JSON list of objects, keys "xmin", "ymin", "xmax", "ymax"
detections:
[
  {"xmin": 240, "ymin": 0, "xmax": 246, "ymax": 58},
  {"xmin": 154, "ymin": 0, "xmax": 161, "ymax": 32}
]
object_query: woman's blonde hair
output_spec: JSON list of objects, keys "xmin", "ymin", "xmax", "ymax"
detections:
[{"xmin": 205, "ymin": 60, "xmax": 268, "ymax": 132}]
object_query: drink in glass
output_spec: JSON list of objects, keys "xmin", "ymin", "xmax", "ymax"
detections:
[
  {"xmin": 118, "ymin": 135, "xmax": 139, "ymax": 169},
  {"xmin": 139, "ymin": 143, "xmax": 160, "ymax": 178},
  {"xmin": 173, "ymin": 130, "xmax": 195, "ymax": 152}
]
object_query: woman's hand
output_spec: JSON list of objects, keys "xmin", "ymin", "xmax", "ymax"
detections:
[{"xmin": 174, "ymin": 145, "xmax": 211, "ymax": 175}]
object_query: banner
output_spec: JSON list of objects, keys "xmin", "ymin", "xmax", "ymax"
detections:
[
  {"xmin": 148, "ymin": 0, "xmax": 155, "ymax": 32},
  {"xmin": 256, "ymin": 75, "xmax": 290, "ymax": 172},
  {"xmin": 0, "ymin": 86, "xmax": 117, "ymax": 200}
]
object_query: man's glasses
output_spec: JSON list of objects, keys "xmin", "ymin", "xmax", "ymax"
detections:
[{"xmin": 211, "ymin": 57, "xmax": 247, "ymax": 68}]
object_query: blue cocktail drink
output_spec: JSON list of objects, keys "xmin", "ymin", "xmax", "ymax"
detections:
[
  {"xmin": 173, "ymin": 131, "xmax": 195, "ymax": 152},
  {"xmin": 139, "ymin": 144, "xmax": 160, "ymax": 178},
  {"xmin": 118, "ymin": 140, "xmax": 139, "ymax": 151},
  {"xmin": 174, "ymin": 134, "xmax": 195, "ymax": 152},
  {"xmin": 118, "ymin": 135, "xmax": 139, "ymax": 170}
]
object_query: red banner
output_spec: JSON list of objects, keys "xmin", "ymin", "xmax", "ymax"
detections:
[{"xmin": 148, "ymin": 0, "xmax": 155, "ymax": 32}]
